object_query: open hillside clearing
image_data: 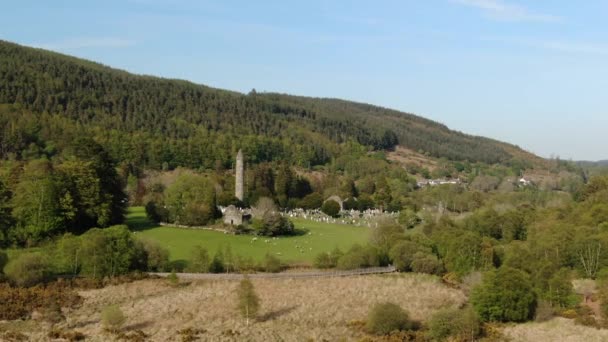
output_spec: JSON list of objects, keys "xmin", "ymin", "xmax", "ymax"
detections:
[{"xmin": 127, "ymin": 207, "xmax": 370, "ymax": 264}]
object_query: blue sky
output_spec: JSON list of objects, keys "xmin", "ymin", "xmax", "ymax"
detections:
[{"xmin": 1, "ymin": 0, "xmax": 607, "ymax": 160}]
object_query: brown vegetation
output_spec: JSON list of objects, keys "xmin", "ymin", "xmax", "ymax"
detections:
[
  {"xmin": 503, "ymin": 317, "xmax": 608, "ymax": 342},
  {"xmin": 14, "ymin": 274, "xmax": 465, "ymax": 341}
]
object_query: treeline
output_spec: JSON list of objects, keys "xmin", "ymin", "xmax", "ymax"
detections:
[
  {"xmin": 0, "ymin": 104, "xmax": 335, "ymax": 171},
  {"xmin": 0, "ymin": 138, "xmax": 125, "ymax": 247},
  {"xmin": 313, "ymin": 175, "xmax": 608, "ymax": 325},
  {"xmin": 0, "ymin": 40, "xmax": 537, "ymax": 168}
]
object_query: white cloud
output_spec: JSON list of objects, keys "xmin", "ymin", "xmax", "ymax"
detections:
[
  {"xmin": 450, "ymin": 0, "xmax": 561, "ymax": 22},
  {"xmin": 34, "ymin": 37, "xmax": 135, "ymax": 50}
]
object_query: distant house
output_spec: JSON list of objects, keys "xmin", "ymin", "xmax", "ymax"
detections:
[
  {"xmin": 417, "ymin": 178, "xmax": 462, "ymax": 188},
  {"xmin": 223, "ymin": 205, "xmax": 251, "ymax": 226}
]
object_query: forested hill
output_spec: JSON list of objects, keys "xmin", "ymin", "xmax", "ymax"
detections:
[{"xmin": 0, "ymin": 40, "xmax": 540, "ymax": 169}]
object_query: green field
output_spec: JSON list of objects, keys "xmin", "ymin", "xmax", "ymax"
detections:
[{"xmin": 127, "ymin": 207, "xmax": 370, "ymax": 264}]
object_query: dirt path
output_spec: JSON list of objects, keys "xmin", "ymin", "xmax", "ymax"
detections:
[{"xmin": 151, "ymin": 266, "xmax": 396, "ymax": 280}]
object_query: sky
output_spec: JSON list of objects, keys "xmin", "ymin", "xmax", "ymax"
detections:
[{"xmin": 1, "ymin": 0, "xmax": 607, "ymax": 161}]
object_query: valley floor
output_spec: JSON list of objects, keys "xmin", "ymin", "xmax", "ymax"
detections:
[
  {"xmin": 20, "ymin": 274, "xmax": 464, "ymax": 341},
  {"xmin": 3, "ymin": 273, "xmax": 608, "ymax": 341}
]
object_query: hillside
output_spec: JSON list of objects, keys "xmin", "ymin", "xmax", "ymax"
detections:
[{"xmin": 0, "ymin": 40, "xmax": 542, "ymax": 169}]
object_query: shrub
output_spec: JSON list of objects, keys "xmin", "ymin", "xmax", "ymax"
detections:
[
  {"xmin": 471, "ymin": 267, "xmax": 537, "ymax": 322},
  {"xmin": 0, "ymin": 250, "xmax": 7, "ymax": 273},
  {"xmin": 371, "ymin": 222, "xmax": 405, "ymax": 257},
  {"xmin": 314, "ymin": 248, "xmax": 343, "ymax": 269},
  {"xmin": 138, "ymin": 238, "xmax": 170, "ymax": 272},
  {"xmin": 0, "ymin": 282, "xmax": 82, "ymax": 320},
  {"xmin": 321, "ymin": 199, "xmax": 341, "ymax": 217},
  {"xmin": 298, "ymin": 193, "xmax": 323, "ymax": 210},
  {"xmin": 410, "ymin": 252, "xmax": 443, "ymax": 275},
  {"xmin": 79, "ymin": 225, "xmax": 139, "ymax": 279},
  {"xmin": 4, "ymin": 253, "xmax": 53, "ymax": 287},
  {"xmin": 262, "ymin": 253, "xmax": 282, "ymax": 273},
  {"xmin": 366, "ymin": 302, "xmax": 413, "ymax": 335},
  {"xmin": 101, "ymin": 304, "xmax": 126, "ymax": 332},
  {"xmin": 236, "ymin": 277, "xmax": 260, "ymax": 326},
  {"xmin": 546, "ymin": 268, "xmax": 574, "ymax": 308},
  {"xmin": 389, "ymin": 241, "xmax": 424, "ymax": 272},
  {"xmin": 256, "ymin": 212, "xmax": 294, "ymax": 236},
  {"xmin": 427, "ymin": 307, "xmax": 480, "ymax": 341},
  {"xmin": 181, "ymin": 203, "xmax": 213, "ymax": 226},
  {"xmin": 337, "ymin": 245, "xmax": 380, "ymax": 270},
  {"xmin": 186, "ymin": 245, "xmax": 210, "ymax": 273},
  {"xmin": 398, "ymin": 209, "xmax": 421, "ymax": 229},
  {"xmin": 144, "ymin": 201, "xmax": 167, "ymax": 223},
  {"xmin": 209, "ymin": 253, "xmax": 225, "ymax": 273},
  {"xmin": 167, "ymin": 271, "xmax": 179, "ymax": 286},
  {"xmin": 357, "ymin": 194, "xmax": 375, "ymax": 211},
  {"xmin": 343, "ymin": 197, "xmax": 358, "ymax": 210}
]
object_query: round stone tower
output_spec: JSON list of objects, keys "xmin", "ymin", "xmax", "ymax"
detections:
[{"xmin": 235, "ymin": 149, "xmax": 244, "ymax": 201}]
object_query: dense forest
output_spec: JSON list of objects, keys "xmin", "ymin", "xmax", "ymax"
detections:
[{"xmin": 0, "ymin": 40, "xmax": 541, "ymax": 171}]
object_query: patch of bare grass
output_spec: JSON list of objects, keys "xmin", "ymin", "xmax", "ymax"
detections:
[
  {"xmin": 503, "ymin": 317, "xmax": 608, "ymax": 342},
  {"xmin": 20, "ymin": 273, "xmax": 465, "ymax": 341}
]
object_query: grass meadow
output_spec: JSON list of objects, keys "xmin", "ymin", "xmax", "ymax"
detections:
[{"xmin": 127, "ymin": 207, "xmax": 370, "ymax": 264}]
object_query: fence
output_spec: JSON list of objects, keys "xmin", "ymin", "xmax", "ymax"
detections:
[{"xmin": 151, "ymin": 266, "xmax": 396, "ymax": 281}]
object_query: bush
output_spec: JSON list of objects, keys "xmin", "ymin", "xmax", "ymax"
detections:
[
  {"xmin": 144, "ymin": 201, "xmax": 167, "ymax": 223},
  {"xmin": 255, "ymin": 212, "xmax": 294, "ymax": 236},
  {"xmin": 366, "ymin": 302, "xmax": 413, "ymax": 335},
  {"xmin": 343, "ymin": 197, "xmax": 358, "ymax": 210},
  {"xmin": 321, "ymin": 200, "xmax": 341, "ymax": 217},
  {"xmin": 314, "ymin": 248, "xmax": 343, "ymax": 269},
  {"xmin": 546, "ymin": 268, "xmax": 574, "ymax": 308},
  {"xmin": 138, "ymin": 238, "xmax": 170, "ymax": 272},
  {"xmin": 186, "ymin": 245, "xmax": 210, "ymax": 273},
  {"xmin": 298, "ymin": 193, "xmax": 323, "ymax": 210},
  {"xmin": 398, "ymin": 209, "xmax": 421, "ymax": 229},
  {"xmin": 427, "ymin": 307, "xmax": 480, "ymax": 341},
  {"xmin": 101, "ymin": 304, "xmax": 126, "ymax": 332},
  {"xmin": 471, "ymin": 267, "xmax": 537, "ymax": 322},
  {"xmin": 209, "ymin": 253, "xmax": 225, "ymax": 273},
  {"xmin": 410, "ymin": 252, "xmax": 443, "ymax": 275},
  {"xmin": 0, "ymin": 250, "xmax": 7, "ymax": 273},
  {"xmin": 4, "ymin": 253, "xmax": 53, "ymax": 287},
  {"xmin": 262, "ymin": 253, "xmax": 282, "ymax": 273},
  {"xmin": 79, "ymin": 226, "xmax": 140, "ymax": 279},
  {"xmin": 167, "ymin": 271, "xmax": 179, "ymax": 287},
  {"xmin": 181, "ymin": 203, "xmax": 213, "ymax": 226},
  {"xmin": 337, "ymin": 245, "xmax": 380, "ymax": 270},
  {"xmin": 389, "ymin": 241, "xmax": 424, "ymax": 272},
  {"xmin": 0, "ymin": 282, "xmax": 82, "ymax": 320}
]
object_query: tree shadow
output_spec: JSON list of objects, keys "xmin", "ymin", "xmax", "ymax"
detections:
[
  {"xmin": 290, "ymin": 228, "xmax": 309, "ymax": 236},
  {"xmin": 123, "ymin": 320, "xmax": 154, "ymax": 331},
  {"xmin": 257, "ymin": 305, "xmax": 298, "ymax": 322},
  {"xmin": 69, "ymin": 319, "xmax": 99, "ymax": 329},
  {"xmin": 127, "ymin": 214, "xmax": 158, "ymax": 232}
]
